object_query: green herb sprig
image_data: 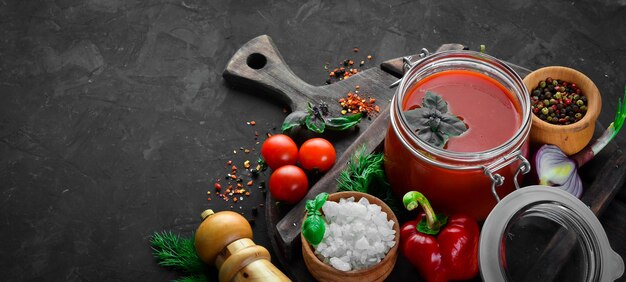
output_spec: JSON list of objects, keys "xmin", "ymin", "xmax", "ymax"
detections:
[
  {"xmin": 282, "ymin": 102, "xmax": 362, "ymax": 133},
  {"xmin": 404, "ymin": 91, "xmax": 467, "ymax": 148},
  {"xmin": 337, "ymin": 147, "xmax": 399, "ymax": 212},
  {"xmin": 150, "ymin": 231, "xmax": 208, "ymax": 282}
]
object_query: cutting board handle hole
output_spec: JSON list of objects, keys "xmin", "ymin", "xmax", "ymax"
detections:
[{"xmin": 247, "ymin": 53, "xmax": 267, "ymax": 70}]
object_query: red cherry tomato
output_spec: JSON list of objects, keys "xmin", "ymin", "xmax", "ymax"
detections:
[
  {"xmin": 269, "ymin": 165, "xmax": 308, "ymax": 204},
  {"xmin": 298, "ymin": 138, "xmax": 336, "ymax": 172},
  {"xmin": 261, "ymin": 134, "xmax": 298, "ymax": 170}
]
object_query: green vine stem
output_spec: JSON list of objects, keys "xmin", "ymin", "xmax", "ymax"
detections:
[
  {"xmin": 403, "ymin": 191, "xmax": 447, "ymax": 235},
  {"xmin": 572, "ymin": 87, "xmax": 626, "ymax": 167}
]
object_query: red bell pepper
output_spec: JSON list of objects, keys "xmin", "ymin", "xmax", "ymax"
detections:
[{"xmin": 400, "ymin": 191, "xmax": 480, "ymax": 282}]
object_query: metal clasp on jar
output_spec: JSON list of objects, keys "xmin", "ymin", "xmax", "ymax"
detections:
[{"xmin": 483, "ymin": 150, "xmax": 531, "ymax": 202}]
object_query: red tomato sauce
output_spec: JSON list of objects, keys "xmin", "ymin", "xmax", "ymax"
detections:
[{"xmin": 403, "ymin": 70, "xmax": 521, "ymax": 152}]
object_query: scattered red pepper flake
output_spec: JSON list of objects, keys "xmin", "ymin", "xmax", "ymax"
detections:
[
  {"xmin": 247, "ymin": 180, "xmax": 253, "ymax": 186},
  {"xmin": 214, "ymin": 183, "xmax": 221, "ymax": 190},
  {"xmin": 353, "ymin": 47, "xmax": 359, "ymax": 52},
  {"xmin": 337, "ymin": 86, "xmax": 380, "ymax": 116}
]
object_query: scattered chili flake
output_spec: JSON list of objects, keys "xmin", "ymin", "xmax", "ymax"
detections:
[
  {"xmin": 214, "ymin": 183, "xmax": 222, "ymax": 190},
  {"xmin": 231, "ymin": 165, "xmax": 237, "ymax": 171},
  {"xmin": 338, "ymin": 87, "xmax": 380, "ymax": 116},
  {"xmin": 250, "ymin": 121, "xmax": 256, "ymax": 125},
  {"xmin": 227, "ymin": 160, "xmax": 232, "ymax": 165},
  {"xmin": 247, "ymin": 180, "xmax": 253, "ymax": 186},
  {"xmin": 245, "ymin": 191, "xmax": 251, "ymax": 196},
  {"xmin": 353, "ymin": 47, "xmax": 359, "ymax": 52}
]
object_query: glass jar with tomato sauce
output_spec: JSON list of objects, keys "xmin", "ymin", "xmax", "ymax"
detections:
[{"xmin": 384, "ymin": 50, "xmax": 531, "ymax": 220}]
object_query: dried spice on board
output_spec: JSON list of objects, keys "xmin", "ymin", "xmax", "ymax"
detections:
[
  {"xmin": 338, "ymin": 86, "xmax": 380, "ymax": 116},
  {"xmin": 324, "ymin": 47, "xmax": 373, "ymax": 85}
]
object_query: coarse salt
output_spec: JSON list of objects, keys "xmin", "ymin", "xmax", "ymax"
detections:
[{"xmin": 314, "ymin": 196, "xmax": 396, "ymax": 271}]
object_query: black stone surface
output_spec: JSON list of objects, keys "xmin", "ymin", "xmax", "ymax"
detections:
[{"xmin": 1, "ymin": 0, "xmax": 625, "ymax": 281}]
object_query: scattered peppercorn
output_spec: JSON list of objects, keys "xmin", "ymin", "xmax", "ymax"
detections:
[
  {"xmin": 531, "ymin": 77, "xmax": 587, "ymax": 125},
  {"xmin": 324, "ymin": 48, "xmax": 375, "ymax": 84}
]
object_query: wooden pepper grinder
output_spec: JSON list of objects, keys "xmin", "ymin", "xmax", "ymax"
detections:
[{"xmin": 195, "ymin": 209, "xmax": 291, "ymax": 282}]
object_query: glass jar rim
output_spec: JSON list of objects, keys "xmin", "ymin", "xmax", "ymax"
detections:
[
  {"xmin": 391, "ymin": 50, "xmax": 531, "ymax": 167},
  {"xmin": 479, "ymin": 185, "xmax": 625, "ymax": 281}
]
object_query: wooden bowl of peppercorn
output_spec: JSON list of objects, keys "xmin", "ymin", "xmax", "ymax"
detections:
[{"xmin": 523, "ymin": 66, "xmax": 602, "ymax": 155}]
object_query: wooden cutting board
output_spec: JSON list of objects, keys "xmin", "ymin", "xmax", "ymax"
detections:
[
  {"xmin": 222, "ymin": 35, "xmax": 626, "ymax": 281},
  {"xmin": 223, "ymin": 35, "xmax": 465, "ymax": 256}
]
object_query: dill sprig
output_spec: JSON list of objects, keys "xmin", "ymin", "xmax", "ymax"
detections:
[
  {"xmin": 337, "ymin": 147, "xmax": 399, "ymax": 212},
  {"xmin": 150, "ymin": 231, "xmax": 208, "ymax": 281}
]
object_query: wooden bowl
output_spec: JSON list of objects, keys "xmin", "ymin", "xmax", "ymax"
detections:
[
  {"xmin": 301, "ymin": 191, "xmax": 400, "ymax": 282},
  {"xmin": 523, "ymin": 66, "xmax": 601, "ymax": 155}
]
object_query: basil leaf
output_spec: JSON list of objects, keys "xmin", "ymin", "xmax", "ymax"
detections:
[
  {"xmin": 417, "ymin": 127, "xmax": 447, "ymax": 148},
  {"xmin": 302, "ymin": 216, "xmax": 326, "ymax": 246},
  {"xmin": 439, "ymin": 113, "xmax": 467, "ymax": 137},
  {"xmin": 404, "ymin": 91, "xmax": 467, "ymax": 148},
  {"xmin": 281, "ymin": 111, "xmax": 308, "ymax": 132},
  {"xmin": 404, "ymin": 107, "xmax": 431, "ymax": 131},
  {"xmin": 313, "ymin": 192, "xmax": 329, "ymax": 210},
  {"xmin": 305, "ymin": 115, "xmax": 325, "ymax": 133},
  {"xmin": 423, "ymin": 91, "xmax": 448, "ymax": 113},
  {"xmin": 305, "ymin": 198, "xmax": 316, "ymax": 213},
  {"xmin": 325, "ymin": 113, "xmax": 362, "ymax": 131}
]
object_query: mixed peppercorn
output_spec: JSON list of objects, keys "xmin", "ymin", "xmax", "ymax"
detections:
[{"xmin": 531, "ymin": 77, "xmax": 588, "ymax": 125}]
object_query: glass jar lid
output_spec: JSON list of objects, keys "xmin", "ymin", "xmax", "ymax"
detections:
[{"xmin": 480, "ymin": 185, "xmax": 624, "ymax": 281}]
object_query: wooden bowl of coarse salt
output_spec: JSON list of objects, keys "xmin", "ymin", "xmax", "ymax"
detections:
[{"xmin": 301, "ymin": 191, "xmax": 400, "ymax": 282}]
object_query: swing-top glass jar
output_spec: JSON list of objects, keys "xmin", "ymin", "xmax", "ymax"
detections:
[{"xmin": 384, "ymin": 50, "xmax": 532, "ymax": 220}]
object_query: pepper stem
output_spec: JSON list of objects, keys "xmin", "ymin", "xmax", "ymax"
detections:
[{"xmin": 403, "ymin": 191, "xmax": 441, "ymax": 233}]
